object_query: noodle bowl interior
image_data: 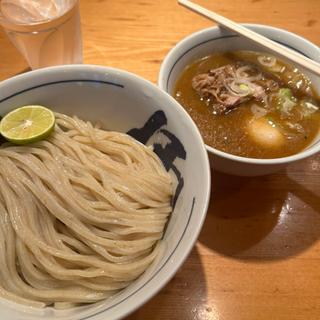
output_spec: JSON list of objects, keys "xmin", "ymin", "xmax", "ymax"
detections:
[
  {"xmin": 174, "ymin": 51, "xmax": 320, "ymax": 159},
  {"xmin": 0, "ymin": 113, "xmax": 173, "ymax": 308}
]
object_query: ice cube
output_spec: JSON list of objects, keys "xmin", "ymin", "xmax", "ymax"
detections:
[{"xmin": 1, "ymin": 0, "xmax": 74, "ymax": 23}]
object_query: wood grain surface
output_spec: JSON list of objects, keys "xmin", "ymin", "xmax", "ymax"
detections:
[{"xmin": 1, "ymin": 0, "xmax": 320, "ymax": 319}]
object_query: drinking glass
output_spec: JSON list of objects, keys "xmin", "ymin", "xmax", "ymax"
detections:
[{"xmin": 0, "ymin": 0, "xmax": 82, "ymax": 69}]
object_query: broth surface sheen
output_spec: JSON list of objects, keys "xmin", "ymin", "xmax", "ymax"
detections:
[{"xmin": 174, "ymin": 51, "xmax": 320, "ymax": 159}]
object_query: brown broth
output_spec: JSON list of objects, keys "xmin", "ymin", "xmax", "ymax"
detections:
[{"xmin": 174, "ymin": 51, "xmax": 320, "ymax": 159}]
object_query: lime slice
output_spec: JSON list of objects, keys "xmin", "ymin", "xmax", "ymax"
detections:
[{"xmin": 0, "ymin": 105, "xmax": 55, "ymax": 145}]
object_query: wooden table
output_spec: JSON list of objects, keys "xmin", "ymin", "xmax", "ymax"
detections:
[{"xmin": 1, "ymin": 0, "xmax": 320, "ymax": 319}]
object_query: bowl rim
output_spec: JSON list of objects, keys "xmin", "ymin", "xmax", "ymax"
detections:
[
  {"xmin": 158, "ymin": 23, "xmax": 320, "ymax": 165},
  {"xmin": 0, "ymin": 64, "xmax": 211, "ymax": 320}
]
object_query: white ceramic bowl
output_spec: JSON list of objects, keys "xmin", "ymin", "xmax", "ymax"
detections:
[
  {"xmin": 0, "ymin": 65, "xmax": 211, "ymax": 320},
  {"xmin": 158, "ymin": 24, "xmax": 320, "ymax": 176}
]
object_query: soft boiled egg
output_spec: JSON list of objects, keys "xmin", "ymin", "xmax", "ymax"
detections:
[{"xmin": 247, "ymin": 117, "xmax": 285, "ymax": 148}]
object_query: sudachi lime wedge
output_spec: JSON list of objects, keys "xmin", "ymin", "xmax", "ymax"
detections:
[{"xmin": 0, "ymin": 105, "xmax": 55, "ymax": 144}]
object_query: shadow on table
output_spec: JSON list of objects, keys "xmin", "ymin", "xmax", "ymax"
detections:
[
  {"xmin": 125, "ymin": 246, "xmax": 208, "ymax": 320},
  {"xmin": 198, "ymin": 168, "xmax": 320, "ymax": 262}
]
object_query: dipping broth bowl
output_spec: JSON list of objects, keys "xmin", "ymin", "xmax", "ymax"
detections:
[{"xmin": 158, "ymin": 24, "xmax": 320, "ymax": 176}]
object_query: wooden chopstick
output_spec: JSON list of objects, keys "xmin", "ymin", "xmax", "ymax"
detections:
[{"xmin": 178, "ymin": 0, "xmax": 320, "ymax": 77}]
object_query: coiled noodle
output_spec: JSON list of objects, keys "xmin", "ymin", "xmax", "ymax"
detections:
[{"xmin": 0, "ymin": 113, "xmax": 173, "ymax": 308}]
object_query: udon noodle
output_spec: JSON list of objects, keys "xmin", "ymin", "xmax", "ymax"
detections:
[{"xmin": 0, "ymin": 113, "xmax": 173, "ymax": 308}]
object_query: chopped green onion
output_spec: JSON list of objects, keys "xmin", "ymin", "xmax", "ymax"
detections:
[
  {"xmin": 239, "ymin": 83, "xmax": 249, "ymax": 91},
  {"xmin": 301, "ymin": 101, "xmax": 319, "ymax": 118},
  {"xmin": 305, "ymin": 102, "xmax": 318, "ymax": 111},
  {"xmin": 279, "ymin": 88, "xmax": 293, "ymax": 100},
  {"xmin": 276, "ymin": 88, "xmax": 297, "ymax": 115}
]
